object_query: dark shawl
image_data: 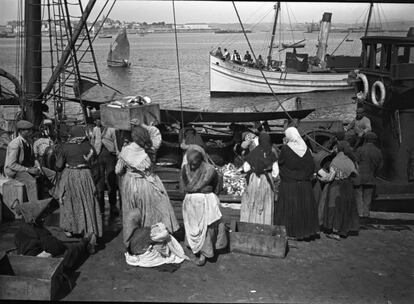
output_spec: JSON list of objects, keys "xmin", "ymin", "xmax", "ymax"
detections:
[{"xmin": 246, "ymin": 132, "xmax": 278, "ymax": 176}]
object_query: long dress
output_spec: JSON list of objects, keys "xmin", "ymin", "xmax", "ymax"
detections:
[
  {"xmin": 55, "ymin": 140, "xmax": 103, "ymax": 242},
  {"xmin": 240, "ymin": 161, "xmax": 279, "ymax": 225},
  {"xmin": 181, "ymin": 160, "xmax": 228, "ymax": 258},
  {"xmin": 322, "ymin": 153, "xmax": 360, "ymax": 236},
  {"xmin": 116, "ymin": 142, "xmax": 179, "ymax": 248},
  {"xmin": 240, "ymin": 132, "xmax": 279, "ymax": 225},
  {"xmin": 274, "ymin": 145, "xmax": 319, "ymax": 239}
]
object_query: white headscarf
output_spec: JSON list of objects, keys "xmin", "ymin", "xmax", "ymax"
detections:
[{"xmin": 285, "ymin": 127, "xmax": 307, "ymax": 157}]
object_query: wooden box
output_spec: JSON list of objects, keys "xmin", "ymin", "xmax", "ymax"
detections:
[
  {"xmin": 229, "ymin": 221, "xmax": 287, "ymax": 258},
  {"xmin": 0, "ymin": 178, "xmax": 27, "ymax": 220},
  {"xmin": 0, "ymin": 253, "xmax": 64, "ymax": 300},
  {"xmin": 100, "ymin": 103, "xmax": 161, "ymax": 130}
]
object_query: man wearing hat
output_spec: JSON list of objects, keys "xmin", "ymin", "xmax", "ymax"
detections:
[
  {"xmin": 90, "ymin": 111, "xmax": 120, "ymax": 217},
  {"xmin": 345, "ymin": 107, "xmax": 372, "ymax": 148},
  {"xmin": 354, "ymin": 131, "xmax": 383, "ymax": 219},
  {"xmin": 4, "ymin": 120, "xmax": 56, "ymax": 202}
]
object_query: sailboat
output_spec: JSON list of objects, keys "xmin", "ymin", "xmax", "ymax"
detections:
[
  {"xmin": 107, "ymin": 27, "xmax": 131, "ymax": 67},
  {"xmin": 209, "ymin": 2, "xmax": 360, "ymax": 95}
]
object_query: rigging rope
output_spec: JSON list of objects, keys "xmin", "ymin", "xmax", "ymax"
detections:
[
  {"xmin": 231, "ymin": 1, "xmax": 330, "ymax": 153},
  {"xmin": 171, "ymin": 0, "xmax": 185, "ymax": 129}
]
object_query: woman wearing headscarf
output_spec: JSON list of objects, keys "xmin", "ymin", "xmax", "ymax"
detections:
[
  {"xmin": 181, "ymin": 145, "xmax": 228, "ymax": 266},
  {"xmin": 240, "ymin": 132, "xmax": 279, "ymax": 225},
  {"xmin": 274, "ymin": 127, "xmax": 319, "ymax": 240},
  {"xmin": 55, "ymin": 125, "xmax": 102, "ymax": 253},
  {"xmin": 116, "ymin": 125, "xmax": 179, "ymax": 251},
  {"xmin": 319, "ymin": 141, "xmax": 359, "ymax": 239}
]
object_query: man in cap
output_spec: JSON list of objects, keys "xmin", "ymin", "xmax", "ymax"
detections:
[
  {"xmin": 90, "ymin": 111, "xmax": 120, "ymax": 217},
  {"xmin": 345, "ymin": 107, "xmax": 372, "ymax": 148},
  {"xmin": 354, "ymin": 131, "xmax": 383, "ymax": 219},
  {"xmin": 14, "ymin": 198, "xmax": 92, "ymax": 273},
  {"xmin": 4, "ymin": 120, "xmax": 56, "ymax": 202}
]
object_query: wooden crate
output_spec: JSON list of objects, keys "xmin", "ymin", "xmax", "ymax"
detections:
[
  {"xmin": 229, "ymin": 221, "xmax": 287, "ymax": 258},
  {"xmin": 0, "ymin": 178, "xmax": 28, "ymax": 220},
  {"xmin": 0, "ymin": 253, "xmax": 64, "ymax": 300},
  {"xmin": 100, "ymin": 103, "xmax": 161, "ymax": 130}
]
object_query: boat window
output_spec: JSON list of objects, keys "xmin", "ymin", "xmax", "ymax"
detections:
[
  {"xmin": 397, "ymin": 45, "xmax": 414, "ymax": 64},
  {"xmin": 381, "ymin": 44, "xmax": 391, "ymax": 70},
  {"xmin": 375, "ymin": 43, "xmax": 382, "ymax": 69},
  {"xmin": 364, "ymin": 44, "xmax": 371, "ymax": 68}
]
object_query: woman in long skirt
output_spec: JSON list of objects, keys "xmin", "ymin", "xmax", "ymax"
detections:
[
  {"xmin": 181, "ymin": 145, "xmax": 228, "ymax": 266},
  {"xmin": 240, "ymin": 132, "xmax": 279, "ymax": 225},
  {"xmin": 319, "ymin": 141, "xmax": 360, "ymax": 239},
  {"xmin": 116, "ymin": 125, "xmax": 179, "ymax": 250},
  {"xmin": 55, "ymin": 125, "xmax": 102, "ymax": 253},
  {"xmin": 274, "ymin": 127, "xmax": 319, "ymax": 240}
]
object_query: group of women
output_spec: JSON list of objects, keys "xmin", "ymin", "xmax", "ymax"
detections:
[
  {"xmin": 55, "ymin": 121, "xmax": 360, "ymax": 267},
  {"xmin": 240, "ymin": 126, "xmax": 360, "ymax": 241},
  {"xmin": 55, "ymin": 122, "xmax": 226, "ymax": 266}
]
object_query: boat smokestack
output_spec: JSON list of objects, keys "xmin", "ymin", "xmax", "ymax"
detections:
[
  {"xmin": 316, "ymin": 12, "xmax": 332, "ymax": 67},
  {"xmin": 407, "ymin": 27, "xmax": 414, "ymax": 37}
]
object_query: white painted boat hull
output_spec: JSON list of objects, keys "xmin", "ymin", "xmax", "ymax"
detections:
[{"xmin": 209, "ymin": 55, "xmax": 352, "ymax": 95}]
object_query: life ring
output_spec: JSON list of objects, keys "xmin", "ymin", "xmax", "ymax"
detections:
[
  {"xmin": 356, "ymin": 72, "xmax": 369, "ymax": 99},
  {"xmin": 371, "ymin": 80, "xmax": 386, "ymax": 106}
]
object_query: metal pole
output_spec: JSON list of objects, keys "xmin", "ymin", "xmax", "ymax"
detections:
[
  {"xmin": 267, "ymin": 2, "xmax": 280, "ymax": 69},
  {"xmin": 364, "ymin": 2, "xmax": 374, "ymax": 37},
  {"xmin": 24, "ymin": 0, "xmax": 42, "ymax": 126}
]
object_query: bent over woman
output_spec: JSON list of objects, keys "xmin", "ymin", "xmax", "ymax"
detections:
[
  {"xmin": 116, "ymin": 125, "xmax": 179, "ymax": 250},
  {"xmin": 181, "ymin": 145, "xmax": 228, "ymax": 266}
]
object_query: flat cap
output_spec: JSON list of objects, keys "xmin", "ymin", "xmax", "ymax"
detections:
[{"xmin": 16, "ymin": 120, "xmax": 33, "ymax": 130}]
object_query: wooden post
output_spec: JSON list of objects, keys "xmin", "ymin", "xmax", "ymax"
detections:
[{"xmin": 23, "ymin": 0, "xmax": 42, "ymax": 127}]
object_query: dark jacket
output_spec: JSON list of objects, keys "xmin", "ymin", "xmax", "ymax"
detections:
[{"xmin": 355, "ymin": 142, "xmax": 383, "ymax": 185}]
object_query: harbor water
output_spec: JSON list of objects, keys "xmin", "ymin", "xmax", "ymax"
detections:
[{"xmin": 2, "ymin": 30, "xmax": 404, "ymax": 122}]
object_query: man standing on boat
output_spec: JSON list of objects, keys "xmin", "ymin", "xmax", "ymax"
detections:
[
  {"xmin": 345, "ymin": 108, "xmax": 372, "ymax": 148},
  {"xmin": 354, "ymin": 132, "xmax": 383, "ymax": 219},
  {"xmin": 4, "ymin": 120, "xmax": 56, "ymax": 202},
  {"xmin": 91, "ymin": 111, "xmax": 120, "ymax": 217}
]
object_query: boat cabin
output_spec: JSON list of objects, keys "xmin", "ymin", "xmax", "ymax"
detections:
[{"xmin": 354, "ymin": 30, "xmax": 414, "ymax": 193}]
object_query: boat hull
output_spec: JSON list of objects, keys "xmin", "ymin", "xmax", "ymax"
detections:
[{"xmin": 209, "ymin": 55, "xmax": 353, "ymax": 95}]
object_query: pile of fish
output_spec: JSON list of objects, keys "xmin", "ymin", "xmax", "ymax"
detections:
[
  {"xmin": 218, "ymin": 163, "xmax": 246, "ymax": 197},
  {"xmin": 107, "ymin": 95, "xmax": 151, "ymax": 108}
]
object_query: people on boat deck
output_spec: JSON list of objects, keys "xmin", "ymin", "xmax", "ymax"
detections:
[
  {"xmin": 14, "ymin": 198, "xmax": 91, "ymax": 272},
  {"xmin": 55, "ymin": 125, "xmax": 102, "ymax": 253},
  {"xmin": 223, "ymin": 48, "xmax": 230, "ymax": 61},
  {"xmin": 318, "ymin": 141, "xmax": 360, "ymax": 240},
  {"xmin": 90, "ymin": 111, "xmax": 120, "ymax": 217},
  {"xmin": 240, "ymin": 131, "xmax": 259, "ymax": 153},
  {"xmin": 213, "ymin": 46, "xmax": 223, "ymax": 58},
  {"xmin": 345, "ymin": 108, "xmax": 372, "ymax": 148},
  {"xmin": 4, "ymin": 120, "xmax": 56, "ymax": 203},
  {"xmin": 240, "ymin": 132, "xmax": 279, "ymax": 225},
  {"xmin": 33, "ymin": 131, "xmax": 54, "ymax": 168},
  {"xmin": 179, "ymin": 125, "xmax": 207, "ymax": 167},
  {"xmin": 116, "ymin": 124, "xmax": 179, "ymax": 250},
  {"xmin": 255, "ymin": 55, "xmax": 265, "ymax": 69},
  {"xmin": 231, "ymin": 50, "xmax": 242, "ymax": 64},
  {"xmin": 243, "ymin": 50, "xmax": 253, "ymax": 66},
  {"xmin": 354, "ymin": 131, "xmax": 383, "ymax": 219},
  {"xmin": 124, "ymin": 222, "xmax": 190, "ymax": 268},
  {"xmin": 180, "ymin": 145, "xmax": 228, "ymax": 266},
  {"xmin": 274, "ymin": 127, "xmax": 319, "ymax": 240}
]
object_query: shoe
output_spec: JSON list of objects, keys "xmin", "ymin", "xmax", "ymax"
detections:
[{"xmin": 193, "ymin": 254, "xmax": 206, "ymax": 266}]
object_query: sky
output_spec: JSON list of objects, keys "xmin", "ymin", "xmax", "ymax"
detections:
[{"xmin": 0, "ymin": 1, "xmax": 413, "ymax": 25}]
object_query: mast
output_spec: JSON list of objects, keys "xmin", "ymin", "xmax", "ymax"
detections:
[
  {"xmin": 364, "ymin": 2, "xmax": 374, "ymax": 37},
  {"xmin": 267, "ymin": 2, "xmax": 280, "ymax": 69},
  {"xmin": 23, "ymin": 0, "xmax": 42, "ymax": 127},
  {"xmin": 316, "ymin": 12, "xmax": 332, "ymax": 68}
]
